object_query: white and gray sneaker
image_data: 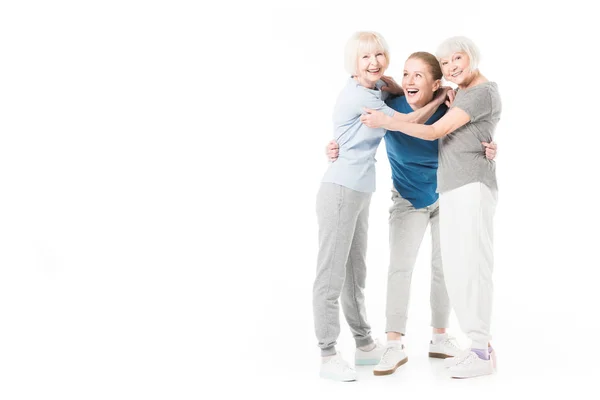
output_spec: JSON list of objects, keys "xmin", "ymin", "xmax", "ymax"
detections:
[
  {"xmin": 429, "ymin": 334, "xmax": 462, "ymax": 359},
  {"xmin": 355, "ymin": 339, "xmax": 386, "ymax": 366},
  {"xmin": 320, "ymin": 352, "xmax": 357, "ymax": 382},
  {"xmin": 373, "ymin": 344, "xmax": 408, "ymax": 376},
  {"xmin": 447, "ymin": 351, "xmax": 494, "ymax": 379}
]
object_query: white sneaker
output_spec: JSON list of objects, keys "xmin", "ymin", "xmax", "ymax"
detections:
[
  {"xmin": 320, "ymin": 352, "xmax": 357, "ymax": 382},
  {"xmin": 444, "ymin": 349, "xmax": 471, "ymax": 368},
  {"xmin": 429, "ymin": 335, "xmax": 462, "ymax": 359},
  {"xmin": 373, "ymin": 344, "xmax": 408, "ymax": 376},
  {"xmin": 355, "ymin": 339, "xmax": 385, "ymax": 366},
  {"xmin": 447, "ymin": 351, "xmax": 494, "ymax": 379},
  {"xmin": 444, "ymin": 347, "xmax": 496, "ymax": 369}
]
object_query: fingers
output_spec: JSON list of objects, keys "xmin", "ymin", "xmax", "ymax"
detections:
[
  {"xmin": 482, "ymin": 141, "xmax": 497, "ymax": 150},
  {"xmin": 485, "ymin": 149, "xmax": 496, "ymax": 160},
  {"xmin": 328, "ymin": 145, "xmax": 339, "ymax": 159},
  {"xmin": 326, "ymin": 140, "xmax": 339, "ymax": 160},
  {"xmin": 447, "ymin": 89, "xmax": 456, "ymax": 103}
]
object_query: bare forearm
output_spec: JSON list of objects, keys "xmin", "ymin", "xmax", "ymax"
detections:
[
  {"xmin": 381, "ymin": 106, "xmax": 469, "ymax": 141},
  {"xmin": 398, "ymin": 123, "xmax": 438, "ymax": 140},
  {"xmin": 384, "ymin": 101, "xmax": 440, "ymax": 130}
]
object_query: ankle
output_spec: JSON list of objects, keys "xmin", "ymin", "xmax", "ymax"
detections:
[
  {"xmin": 471, "ymin": 348, "xmax": 490, "ymax": 360},
  {"xmin": 431, "ymin": 332, "xmax": 448, "ymax": 344}
]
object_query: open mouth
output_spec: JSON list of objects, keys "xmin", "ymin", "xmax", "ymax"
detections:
[
  {"xmin": 451, "ymin": 70, "xmax": 462, "ymax": 78},
  {"xmin": 406, "ymin": 88, "xmax": 419, "ymax": 96},
  {"xmin": 367, "ymin": 68, "xmax": 381, "ymax": 74}
]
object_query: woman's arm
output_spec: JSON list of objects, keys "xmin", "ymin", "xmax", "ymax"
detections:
[
  {"xmin": 399, "ymin": 97, "xmax": 444, "ymax": 124},
  {"xmin": 361, "ymin": 106, "xmax": 471, "ymax": 141},
  {"xmin": 360, "ymin": 87, "xmax": 451, "ymax": 128},
  {"xmin": 380, "ymin": 75, "xmax": 403, "ymax": 96}
]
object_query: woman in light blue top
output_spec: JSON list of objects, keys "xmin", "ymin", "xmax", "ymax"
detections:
[{"xmin": 313, "ymin": 31, "xmax": 448, "ymax": 382}]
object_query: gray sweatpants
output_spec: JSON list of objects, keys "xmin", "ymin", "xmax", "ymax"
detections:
[
  {"xmin": 313, "ymin": 183, "xmax": 374, "ymax": 357},
  {"xmin": 386, "ymin": 189, "xmax": 451, "ymax": 334}
]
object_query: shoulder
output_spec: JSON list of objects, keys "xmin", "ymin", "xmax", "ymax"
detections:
[
  {"xmin": 465, "ymin": 82, "xmax": 498, "ymax": 97},
  {"xmin": 386, "ymin": 95, "xmax": 409, "ymax": 112}
]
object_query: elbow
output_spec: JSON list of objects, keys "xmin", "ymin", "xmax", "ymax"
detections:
[
  {"xmin": 427, "ymin": 127, "xmax": 447, "ymax": 141},
  {"xmin": 424, "ymin": 129, "xmax": 439, "ymax": 141}
]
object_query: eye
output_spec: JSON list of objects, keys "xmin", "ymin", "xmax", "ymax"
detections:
[
  {"xmin": 441, "ymin": 61, "xmax": 448, "ymax": 66},
  {"xmin": 376, "ymin": 53, "xmax": 383, "ymax": 57},
  {"xmin": 416, "ymin": 74, "xmax": 422, "ymax": 78},
  {"xmin": 403, "ymin": 73, "xmax": 408, "ymax": 76},
  {"xmin": 363, "ymin": 55, "xmax": 369, "ymax": 59}
]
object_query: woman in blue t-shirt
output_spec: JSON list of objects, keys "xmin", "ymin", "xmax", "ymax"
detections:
[{"xmin": 327, "ymin": 51, "xmax": 496, "ymax": 376}]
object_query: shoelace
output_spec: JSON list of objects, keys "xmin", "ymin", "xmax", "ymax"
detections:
[
  {"xmin": 456, "ymin": 352, "xmax": 478, "ymax": 366},
  {"xmin": 330, "ymin": 356, "xmax": 353, "ymax": 372},
  {"xmin": 450, "ymin": 349, "xmax": 472, "ymax": 364},
  {"xmin": 380, "ymin": 346, "xmax": 401, "ymax": 365},
  {"xmin": 443, "ymin": 337, "xmax": 460, "ymax": 350}
]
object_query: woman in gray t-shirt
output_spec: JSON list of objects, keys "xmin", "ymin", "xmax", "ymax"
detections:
[{"xmin": 360, "ymin": 36, "xmax": 501, "ymax": 380}]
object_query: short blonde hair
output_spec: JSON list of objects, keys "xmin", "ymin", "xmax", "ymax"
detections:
[
  {"xmin": 436, "ymin": 36, "xmax": 481, "ymax": 71},
  {"xmin": 344, "ymin": 31, "xmax": 390, "ymax": 76}
]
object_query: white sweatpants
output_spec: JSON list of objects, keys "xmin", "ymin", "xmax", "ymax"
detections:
[{"xmin": 439, "ymin": 182, "xmax": 498, "ymax": 349}]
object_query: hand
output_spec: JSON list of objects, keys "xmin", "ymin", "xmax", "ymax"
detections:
[
  {"xmin": 326, "ymin": 140, "xmax": 339, "ymax": 161},
  {"xmin": 445, "ymin": 88, "xmax": 457, "ymax": 107},
  {"xmin": 433, "ymin": 86, "xmax": 452, "ymax": 106},
  {"xmin": 360, "ymin": 108, "xmax": 387, "ymax": 128},
  {"xmin": 380, "ymin": 75, "xmax": 403, "ymax": 96},
  {"xmin": 482, "ymin": 141, "xmax": 497, "ymax": 160}
]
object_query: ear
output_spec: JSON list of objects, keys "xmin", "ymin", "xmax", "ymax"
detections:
[{"xmin": 433, "ymin": 79, "xmax": 441, "ymax": 92}]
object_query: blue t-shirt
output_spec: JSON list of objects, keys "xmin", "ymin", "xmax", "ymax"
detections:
[{"xmin": 384, "ymin": 96, "xmax": 447, "ymax": 208}]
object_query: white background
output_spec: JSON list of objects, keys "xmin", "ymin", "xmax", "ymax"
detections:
[{"xmin": 1, "ymin": 0, "xmax": 599, "ymax": 398}]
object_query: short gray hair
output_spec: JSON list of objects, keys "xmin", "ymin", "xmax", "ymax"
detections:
[
  {"xmin": 344, "ymin": 31, "xmax": 390, "ymax": 76},
  {"xmin": 436, "ymin": 36, "xmax": 481, "ymax": 71}
]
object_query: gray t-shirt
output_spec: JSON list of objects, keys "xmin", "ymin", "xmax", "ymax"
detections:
[{"xmin": 437, "ymin": 82, "xmax": 501, "ymax": 193}]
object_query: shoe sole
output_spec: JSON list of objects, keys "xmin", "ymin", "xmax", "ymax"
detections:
[
  {"xmin": 429, "ymin": 352, "xmax": 453, "ymax": 359},
  {"xmin": 373, "ymin": 356, "xmax": 408, "ymax": 376},
  {"xmin": 355, "ymin": 358, "xmax": 381, "ymax": 366},
  {"xmin": 319, "ymin": 372, "xmax": 356, "ymax": 382},
  {"xmin": 450, "ymin": 369, "xmax": 494, "ymax": 379}
]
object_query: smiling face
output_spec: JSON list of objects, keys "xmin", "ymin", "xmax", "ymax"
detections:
[
  {"xmin": 402, "ymin": 57, "xmax": 441, "ymax": 109},
  {"xmin": 355, "ymin": 50, "xmax": 388, "ymax": 89},
  {"xmin": 439, "ymin": 51, "xmax": 473, "ymax": 87}
]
